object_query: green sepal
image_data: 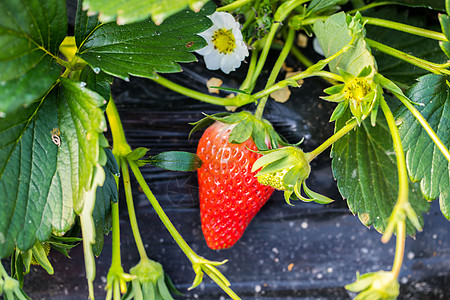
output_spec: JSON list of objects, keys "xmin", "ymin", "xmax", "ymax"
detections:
[
  {"xmin": 31, "ymin": 242, "xmax": 54, "ymax": 275},
  {"xmin": 125, "ymin": 147, "xmax": 150, "ymax": 161},
  {"xmin": 139, "ymin": 151, "xmax": 202, "ymax": 171},
  {"xmin": 251, "ymin": 147, "xmax": 292, "ymax": 172},
  {"xmin": 158, "ymin": 276, "xmax": 175, "ymax": 300},
  {"xmin": 293, "ymin": 182, "xmax": 314, "ymax": 202},
  {"xmin": 321, "ymin": 93, "xmax": 346, "ymax": 103},
  {"xmin": 20, "ymin": 249, "xmax": 32, "ymax": 275},
  {"xmin": 229, "ymin": 116, "xmax": 253, "ymax": 144},
  {"xmin": 188, "ymin": 112, "xmax": 230, "ymax": 138},
  {"xmin": 282, "ymin": 165, "xmax": 302, "ymax": 190},
  {"xmin": 330, "ymin": 100, "xmax": 349, "ymax": 122},
  {"xmin": 48, "ymin": 235, "xmax": 83, "ymax": 258},
  {"xmin": 284, "ymin": 190, "xmax": 295, "ymax": 206},
  {"xmin": 370, "ymin": 96, "xmax": 380, "ymax": 127},
  {"xmin": 303, "ymin": 182, "xmax": 334, "ymax": 204},
  {"xmin": 323, "ymin": 84, "xmax": 344, "ymax": 95}
]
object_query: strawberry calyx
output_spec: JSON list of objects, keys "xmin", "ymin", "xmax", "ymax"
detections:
[
  {"xmin": 252, "ymin": 146, "xmax": 334, "ymax": 205},
  {"xmin": 190, "ymin": 111, "xmax": 285, "ymax": 151}
]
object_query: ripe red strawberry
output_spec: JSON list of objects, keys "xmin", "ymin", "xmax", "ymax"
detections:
[{"xmin": 196, "ymin": 121, "xmax": 275, "ymax": 250}]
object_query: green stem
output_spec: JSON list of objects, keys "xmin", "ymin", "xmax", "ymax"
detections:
[
  {"xmin": 110, "ymin": 202, "xmax": 122, "ymax": 267},
  {"xmin": 253, "ymin": 70, "xmax": 341, "ymax": 99},
  {"xmin": 394, "ymin": 92, "xmax": 450, "ymax": 163},
  {"xmin": 366, "ymin": 38, "xmax": 450, "ymax": 76},
  {"xmin": 121, "ymin": 157, "xmax": 149, "ymax": 260},
  {"xmin": 203, "ymin": 268, "xmax": 240, "ymax": 299},
  {"xmin": 379, "ymin": 97, "xmax": 409, "ymax": 210},
  {"xmin": 248, "ymin": 0, "xmax": 310, "ymax": 92},
  {"xmin": 255, "ymin": 28, "xmax": 295, "ymax": 119},
  {"xmin": 290, "ymin": 44, "xmax": 313, "ymax": 68},
  {"xmin": 128, "ymin": 160, "xmax": 197, "ymax": 261},
  {"xmin": 217, "ymin": 0, "xmax": 253, "ymax": 12},
  {"xmin": 106, "ymin": 98, "xmax": 132, "ymax": 156},
  {"xmin": 362, "ymin": 17, "xmax": 447, "ymax": 42},
  {"xmin": 306, "ymin": 119, "xmax": 358, "ymax": 162},
  {"xmin": 152, "ymin": 76, "xmax": 253, "ymax": 107},
  {"xmin": 240, "ymin": 48, "xmax": 259, "ymax": 92},
  {"xmin": 347, "ymin": 1, "xmax": 394, "ymax": 14},
  {"xmin": 391, "ymin": 220, "xmax": 406, "ymax": 278}
]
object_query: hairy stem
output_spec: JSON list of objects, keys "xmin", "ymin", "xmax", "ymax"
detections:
[
  {"xmin": 391, "ymin": 221, "xmax": 406, "ymax": 278},
  {"xmin": 152, "ymin": 75, "xmax": 253, "ymax": 107},
  {"xmin": 255, "ymin": 28, "xmax": 295, "ymax": 119},
  {"xmin": 217, "ymin": 0, "xmax": 253, "ymax": 12},
  {"xmin": 366, "ymin": 38, "xmax": 450, "ymax": 76},
  {"xmin": 106, "ymin": 98, "xmax": 131, "ymax": 156},
  {"xmin": 121, "ymin": 157, "xmax": 149, "ymax": 260},
  {"xmin": 128, "ymin": 161, "xmax": 196, "ymax": 261},
  {"xmin": 306, "ymin": 119, "xmax": 358, "ymax": 162},
  {"xmin": 394, "ymin": 92, "xmax": 450, "ymax": 163},
  {"xmin": 362, "ymin": 17, "xmax": 447, "ymax": 41},
  {"xmin": 110, "ymin": 201, "xmax": 122, "ymax": 267}
]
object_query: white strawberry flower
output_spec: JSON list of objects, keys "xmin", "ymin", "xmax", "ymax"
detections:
[{"xmin": 196, "ymin": 11, "xmax": 249, "ymax": 74}]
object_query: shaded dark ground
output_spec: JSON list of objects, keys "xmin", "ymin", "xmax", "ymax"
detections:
[{"xmin": 23, "ymin": 60, "xmax": 450, "ymax": 299}]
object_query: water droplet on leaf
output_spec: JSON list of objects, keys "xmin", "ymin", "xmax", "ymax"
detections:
[{"xmin": 93, "ymin": 67, "xmax": 101, "ymax": 74}]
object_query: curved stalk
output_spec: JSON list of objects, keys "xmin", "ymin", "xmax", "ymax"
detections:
[
  {"xmin": 120, "ymin": 157, "xmax": 149, "ymax": 260},
  {"xmin": 152, "ymin": 75, "xmax": 253, "ymax": 107},
  {"xmin": 306, "ymin": 119, "xmax": 358, "ymax": 162},
  {"xmin": 362, "ymin": 17, "xmax": 447, "ymax": 42},
  {"xmin": 394, "ymin": 92, "xmax": 450, "ymax": 163},
  {"xmin": 366, "ymin": 38, "xmax": 450, "ymax": 76},
  {"xmin": 391, "ymin": 221, "xmax": 406, "ymax": 278},
  {"xmin": 217, "ymin": 0, "xmax": 253, "ymax": 12}
]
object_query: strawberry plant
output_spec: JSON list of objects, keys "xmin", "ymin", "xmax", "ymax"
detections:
[{"xmin": 0, "ymin": 0, "xmax": 449, "ymax": 299}]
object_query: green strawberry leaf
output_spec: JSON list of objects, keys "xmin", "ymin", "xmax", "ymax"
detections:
[
  {"xmin": 331, "ymin": 108, "xmax": 430, "ymax": 235},
  {"xmin": 75, "ymin": 0, "xmax": 100, "ymax": 48},
  {"xmin": 92, "ymin": 149, "xmax": 117, "ymax": 256},
  {"xmin": 313, "ymin": 12, "xmax": 375, "ymax": 76},
  {"xmin": 140, "ymin": 151, "xmax": 203, "ymax": 171},
  {"xmin": 395, "ymin": 74, "xmax": 450, "ymax": 219},
  {"xmin": 79, "ymin": 67, "xmax": 113, "ymax": 109},
  {"xmin": 0, "ymin": 0, "xmax": 67, "ymax": 115},
  {"xmin": 306, "ymin": 0, "xmax": 345, "ymax": 16},
  {"xmin": 0, "ymin": 78, "xmax": 106, "ymax": 258},
  {"xmin": 439, "ymin": 14, "xmax": 450, "ymax": 59},
  {"xmin": 77, "ymin": 2, "xmax": 214, "ymax": 80},
  {"xmin": 83, "ymin": 0, "xmax": 209, "ymax": 25}
]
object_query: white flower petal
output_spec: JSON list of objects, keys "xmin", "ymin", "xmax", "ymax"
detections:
[
  {"xmin": 203, "ymin": 52, "xmax": 223, "ymax": 70},
  {"xmin": 196, "ymin": 44, "xmax": 214, "ymax": 56},
  {"xmin": 220, "ymin": 54, "xmax": 240, "ymax": 74}
]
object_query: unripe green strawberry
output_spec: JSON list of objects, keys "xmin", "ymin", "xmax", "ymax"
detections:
[
  {"xmin": 196, "ymin": 120, "xmax": 275, "ymax": 250},
  {"xmin": 257, "ymin": 168, "xmax": 290, "ymax": 190}
]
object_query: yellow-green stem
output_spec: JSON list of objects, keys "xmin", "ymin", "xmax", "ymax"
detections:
[
  {"xmin": 120, "ymin": 157, "xmax": 149, "ymax": 260},
  {"xmin": 306, "ymin": 118, "xmax": 358, "ymax": 162},
  {"xmin": 152, "ymin": 76, "xmax": 253, "ymax": 107},
  {"xmin": 217, "ymin": 0, "xmax": 253, "ymax": 12},
  {"xmin": 346, "ymin": 1, "xmax": 394, "ymax": 14},
  {"xmin": 106, "ymin": 99, "xmax": 131, "ymax": 156},
  {"xmin": 110, "ymin": 202, "xmax": 122, "ymax": 267},
  {"xmin": 379, "ymin": 97, "xmax": 409, "ymax": 209},
  {"xmin": 362, "ymin": 17, "xmax": 447, "ymax": 41},
  {"xmin": 255, "ymin": 28, "xmax": 295, "ymax": 119},
  {"xmin": 366, "ymin": 38, "xmax": 450, "ymax": 76},
  {"xmin": 240, "ymin": 48, "xmax": 259, "ymax": 92},
  {"xmin": 203, "ymin": 268, "xmax": 240, "ymax": 299},
  {"xmin": 128, "ymin": 160, "xmax": 197, "ymax": 261},
  {"xmin": 391, "ymin": 221, "xmax": 406, "ymax": 278},
  {"xmin": 394, "ymin": 92, "xmax": 450, "ymax": 163}
]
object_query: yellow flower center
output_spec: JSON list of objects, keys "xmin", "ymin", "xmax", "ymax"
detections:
[
  {"xmin": 344, "ymin": 78, "xmax": 372, "ymax": 103},
  {"xmin": 212, "ymin": 28, "xmax": 236, "ymax": 54}
]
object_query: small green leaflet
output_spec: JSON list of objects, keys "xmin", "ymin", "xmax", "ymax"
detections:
[
  {"xmin": 0, "ymin": 78, "xmax": 106, "ymax": 258},
  {"xmin": 0, "ymin": 0, "xmax": 67, "ymax": 115},
  {"xmin": 140, "ymin": 151, "xmax": 203, "ymax": 172},
  {"xmin": 306, "ymin": 0, "xmax": 346, "ymax": 16},
  {"xmin": 83, "ymin": 0, "xmax": 209, "ymax": 25},
  {"xmin": 331, "ymin": 109, "xmax": 430, "ymax": 235},
  {"xmin": 75, "ymin": 0, "xmax": 101, "ymax": 48},
  {"xmin": 77, "ymin": 2, "xmax": 214, "ymax": 80},
  {"xmin": 313, "ymin": 12, "xmax": 376, "ymax": 76},
  {"xmin": 92, "ymin": 149, "xmax": 118, "ymax": 256},
  {"xmin": 395, "ymin": 74, "xmax": 450, "ymax": 219}
]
